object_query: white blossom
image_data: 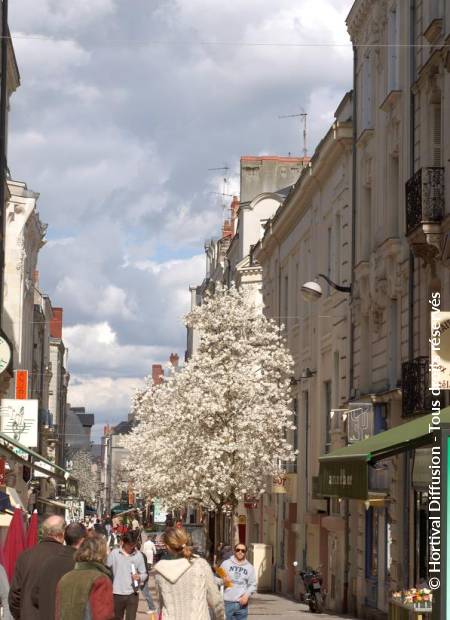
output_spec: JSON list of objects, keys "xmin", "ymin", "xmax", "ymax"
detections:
[
  {"xmin": 68, "ymin": 449, "xmax": 99, "ymax": 504},
  {"xmin": 122, "ymin": 286, "xmax": 295, "ymax": 512}
]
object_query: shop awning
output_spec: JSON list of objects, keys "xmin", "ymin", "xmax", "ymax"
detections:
[
  {"xmin": 0, "ymin": 431, "xmax": 77, "ymax": 492},
  {"xmin": 318, "ymin": 407, "xmax": 450, "ymax": 499}
]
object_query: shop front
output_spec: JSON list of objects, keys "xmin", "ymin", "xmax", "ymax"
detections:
[
  {"xmin": 0, "ymin": 428, "xmax": 77, "ymax": 534},
  {"xmin": 318, "ymin": 409, "xmax": 450, "ymax": 618}
]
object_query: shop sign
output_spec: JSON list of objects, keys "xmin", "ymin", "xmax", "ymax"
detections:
[
  {"xmin": 347, "ymin": 403, "xmax": 374, "ymax": 443},
  {"xmin": 318, "ymin": 458, "xmax": 368, "ymax": 500},
  {"xmin": 244, "ymin": 494, "xmax": 258, "ymax": 509},
  {"xmin": 65, "ymin": 499, "xmax": 85, "ymax": 523},
  {"xmin": 431, "ymin": 311, "xmax": 450, "ymax": 390},
  {"xmin": 0, "ymin": 399, "xmax": 38, "ymax": 447},
  {"xmin": 15, "ymin": 370, "xmax": 28, "ymax": 400},
  {"xmin": 153, "ymin": 499, "xmax": 168, "ymax": 523},
  {"xmin": 271, "ymin": 474, "xmax": 287, "ymax": 494}
]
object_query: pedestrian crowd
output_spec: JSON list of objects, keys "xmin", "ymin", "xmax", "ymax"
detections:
[{"xmin": 0, "ymin": 512, "xmax": 256, "ymax": 620}]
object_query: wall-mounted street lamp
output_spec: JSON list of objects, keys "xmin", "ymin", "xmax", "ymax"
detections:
[
  {"xmin": 291, "ymin": 367, "xmax": 317, "ymax": 384},
  {"xmin": 301, "ymin": 273, "xmax": 352, "ymax": 301}
]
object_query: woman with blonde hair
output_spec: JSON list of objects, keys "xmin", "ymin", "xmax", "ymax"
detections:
[
  {"xmin": 154, "ymin": 527, "xmax": 224, "ymax": 620},
  {"xmin": 55, "ymin": 534, "xmax": 114, "ymax": 620}
]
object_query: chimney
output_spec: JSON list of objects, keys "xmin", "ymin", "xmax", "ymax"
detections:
[
  {"xmin": 152, "ymin": 364, "xmax": 164, "ymax": 385},
  {"xmin": 222, "ymin": 219, "xmax": 233, "ymax": 239},
  {"xmin": 50, "ymin": 307, "xmax": 63, "ymax": 339},
  {"xmin": 169, "ymin": 353, "xmax": 179, "ymax": 367}
]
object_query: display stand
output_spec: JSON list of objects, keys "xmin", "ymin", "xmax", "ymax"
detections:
[{"xmin": 389, "ymin": 598, "xmax": 432, "ymax": 620}]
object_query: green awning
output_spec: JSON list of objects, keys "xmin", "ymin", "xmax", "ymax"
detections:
[{"xmin": 318, "ymin": 407, "xmax": 450, "ymax": 499}]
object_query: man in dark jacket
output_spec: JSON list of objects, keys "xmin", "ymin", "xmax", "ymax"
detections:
[
  {"xmin": 35, "ymin": 521, "xmax": 87, "ymax": 619},
  {"xmin": 9, "ymin": 514, "xmax": 66, "ymax": 620}
]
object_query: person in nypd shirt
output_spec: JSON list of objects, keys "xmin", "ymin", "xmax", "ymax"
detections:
[{"xmin": 220, "ymin": 543, "xmax": 256, "ymax": 619}]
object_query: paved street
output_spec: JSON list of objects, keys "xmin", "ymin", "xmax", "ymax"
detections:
[{"xmin": 136, "ymin": 584, "xmax": 356, "ymax": 619}]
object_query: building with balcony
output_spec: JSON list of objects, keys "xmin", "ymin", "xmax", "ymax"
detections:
[{"xmin": 308, "ymin": 0, "xmax": 450, "ymax": 617}]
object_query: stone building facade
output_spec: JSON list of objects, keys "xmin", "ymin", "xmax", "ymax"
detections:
[
  {"xmin": 48, "ymin": 308, "xmax": 70, "ymax": 467},
  {"xmin": 255, "ymin": 94, "xmax": 353, "ymax": 607}
]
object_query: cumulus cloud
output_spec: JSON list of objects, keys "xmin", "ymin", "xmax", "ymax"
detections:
[
  {"xmin": 8, "ymin": 0, "xmax": 354, "ymax": 433},
  {"xmin": 63, "ymin": 322, "xmax": 173, "ymax": 378}
]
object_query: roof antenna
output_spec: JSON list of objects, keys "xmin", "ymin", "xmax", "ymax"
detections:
[
  {"xmin": 278, "ymin": 109, "xmax": 308, "ymax": 158},
  {"xmin": 208, "ymin": 164, "xmax": 230, "ymax": 211}
]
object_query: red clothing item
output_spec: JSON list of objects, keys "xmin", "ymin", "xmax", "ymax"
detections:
[
  {"xmin": 90, "ymin": 577, "xmax": 115, "ymax": 620},
  {"xmin": 55, "ymin": 574, "xmax": 114, "ymax": 620}
]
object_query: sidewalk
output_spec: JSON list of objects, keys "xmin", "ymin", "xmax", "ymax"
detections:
[{"xmin": 136, "ymin": 586, "xmax": 357, "ymax": 619}]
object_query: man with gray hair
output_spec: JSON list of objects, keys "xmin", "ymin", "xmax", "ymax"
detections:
[{"xmin": 9, "ymin": 515, "xmax": 66, "ymax": 620}]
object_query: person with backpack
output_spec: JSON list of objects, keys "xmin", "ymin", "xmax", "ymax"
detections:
[{"xmin": 154, "ymin": 527, "xmax": 224, "ymax": 620}]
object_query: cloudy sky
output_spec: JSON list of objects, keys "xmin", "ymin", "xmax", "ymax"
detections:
[{"xmin": 9, "ymin": 0, "xmax": 353, "ymax": 440}]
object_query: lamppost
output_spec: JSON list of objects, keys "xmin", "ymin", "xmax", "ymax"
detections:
[
  {"xmin": 300, "ymin": 273, "xmax": 351, "ymax": 301},
  {"xmin": 300, "ymin": 272, "xmax": 351, "ymax": 611}
]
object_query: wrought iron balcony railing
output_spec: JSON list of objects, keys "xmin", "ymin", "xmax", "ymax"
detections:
[
  {"xmin": 401, "ymin": 356, "xmax": 431, "ymax": 416},
  {"xmin": 405, "ymin": 167, "xmax": 444, "ymax": 236}
]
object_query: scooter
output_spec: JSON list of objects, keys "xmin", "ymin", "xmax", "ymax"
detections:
[{"xmin": 293, "ymin": 561, "xmax": 325, "ymax": 613}]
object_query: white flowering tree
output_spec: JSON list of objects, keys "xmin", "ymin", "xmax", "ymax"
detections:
[
  {"xmin": 123, "ymin": 287, "xmax": 295, "ymax": 535},
  {"xmin": 69, "ymin": 449, "xmax": 98, "ymax": 505}
]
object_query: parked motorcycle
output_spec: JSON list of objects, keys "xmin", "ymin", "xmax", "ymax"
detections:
[{"xmin": 293, "ymin": 561, "xmax": 325, "ymax": 613}]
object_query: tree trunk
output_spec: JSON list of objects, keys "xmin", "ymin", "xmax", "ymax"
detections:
[{"xmin": 231, "ymin": 502, "xmax": 239, "ymax": 546}]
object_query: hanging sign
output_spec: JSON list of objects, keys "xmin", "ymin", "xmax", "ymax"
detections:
[
  {"xmin": 244, "ymin": 494, "xmax": 258, "ymax": 509},
  {"xmin": 0, "ymin": 399, "xmax": 38, "ymax": 447},
  {"xmin": 272, "ymin": 474, "xmax": 287, "ymax": 494},
  {"xmin": 65, "ymin": 499, "xmax": 85, "ymax": 523},
  {"xmin": 15, "ymin": 370, "xmax": 28, "ymax": 400}
]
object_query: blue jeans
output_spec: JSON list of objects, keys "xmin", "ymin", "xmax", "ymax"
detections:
[
  {"xmin": 141, "ymin": 581, "xmax": 156, "ymax": 610},
  {"xmin": 225, "ymin": 601, "xmax": 249, "ymax": 619}
]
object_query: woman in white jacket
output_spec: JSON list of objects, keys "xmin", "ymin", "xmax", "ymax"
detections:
[{"xmin": 154, "ymin": 527, "xmax": 224, "ymax": 620}]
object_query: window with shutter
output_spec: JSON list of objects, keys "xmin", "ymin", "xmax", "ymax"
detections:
[{"xmin": 432, "ymin": 104, "xmax": 441, "ymax": 167}]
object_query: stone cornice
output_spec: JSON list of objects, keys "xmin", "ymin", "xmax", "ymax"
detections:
[{"xmin": 346, "ymin": 0, "xmax": 386, "ymax": 46}]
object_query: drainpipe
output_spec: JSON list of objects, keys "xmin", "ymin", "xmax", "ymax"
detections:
[
  {"xmin": 343, "ymin": 45, "xmax": 358, "ymax": 616},
  {"xmin": 408, "ymin": 0, "xmax": 416, "ymax": 365},
  {"xmin": 403, "ymin": 0, "xmax": 417, "ymax": 590}
]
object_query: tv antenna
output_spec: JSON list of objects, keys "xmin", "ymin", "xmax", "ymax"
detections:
[
  {"xmin": 278, "ymin": 110, "xmax": 308, "ymax": 158},
  {"xmin": 208, "ymin": 165, "xmax": 230, "ymax": 208}
]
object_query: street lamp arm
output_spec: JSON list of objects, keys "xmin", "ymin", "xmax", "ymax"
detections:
[{"xmin": 318, "ymin": 273, "xmax": 351, "ymax": 294}]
